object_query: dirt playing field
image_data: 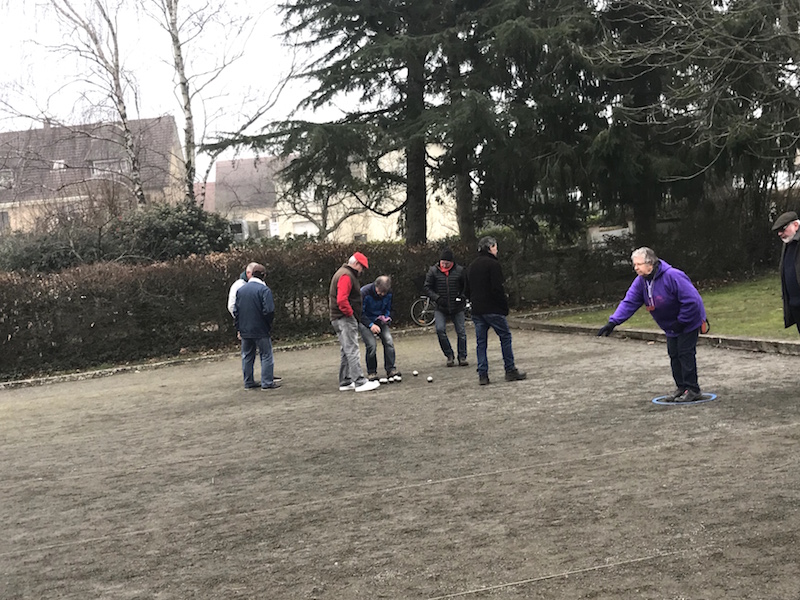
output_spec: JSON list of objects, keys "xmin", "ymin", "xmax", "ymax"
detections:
[{"xmin": 2, "ymin": 327, "xmax": 800, "ymax": 599}]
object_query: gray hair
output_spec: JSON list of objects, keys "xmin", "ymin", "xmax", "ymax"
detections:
[
  {"xmin": 631, "ymin": 247, "xmax": 658, "ymax": 265},
  {"xmin": 478, "ymin": 236, "xmax": 497, "ymax": 252},
  {"xmin": 374, "ymin": 275, "xmax": 391, "ymax": 293}
]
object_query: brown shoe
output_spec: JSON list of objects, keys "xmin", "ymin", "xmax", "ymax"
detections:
[{"xmin": 446, "ymin": 357, "xmax": 455, "ymax": 367}]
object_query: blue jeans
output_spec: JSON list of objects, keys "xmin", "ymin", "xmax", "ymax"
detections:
[
  {"xmin": 331, "ymin": 316, "xmax": 367, "ymax": 386},
  {"xmin": 666, "ymin": 328, "xmax": 700, "ymax": 392},
  {"xmin": 472, "ymin": 313, "xmax": 515, "ymax": 376},
  {"xmin": 434, "ymin": 309, "xmax": 467, "ymax": 360},
  {"xmin": 241, "ymin": 336, "xmax": 275, "ymax": 388},
  {"xmin": 359, "ymin": 322, "xmax": 396, "ymax": 374}
]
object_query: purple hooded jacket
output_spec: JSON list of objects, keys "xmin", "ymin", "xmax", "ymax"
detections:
[{"xmin": 609, "ymin": 260, "xmax": 706, "ymax": 338}]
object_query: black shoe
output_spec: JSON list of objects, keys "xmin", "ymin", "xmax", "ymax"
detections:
[
  {"xmin": 504, "ymin": 369, "xmax": 527, "ymax": 382},
  {"xmin": 664, "ymin": 388, "xmax": 684, "ymax": 401},
  {"xmin": 458, "ymin": 358, "xmax": 469, "ymax": 367},
  {"xmin": 675, "ymin": 388, "xmax": 701, "ymax": 402},
  {"xmin": 273, "ymin": 376, "xmax": 282, "ymax": 383},
  {"xmin": 446, "ymin": 357, "xmax": 455, "ymax": 367},
  {"xmin": 262, "ymin": 382, "xmax": 282, "ymax": 390},
  {"xmin": 479, "ymin": 374, "xmax": 490, "ymax": 385}
]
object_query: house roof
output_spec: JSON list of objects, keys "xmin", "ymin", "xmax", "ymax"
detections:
[
  {"xmin": 213, "ymin": 156, "xmax": 287, "ymax": 216},
  {"xmin": 0, "ymin": 116, "xmax": 183, "ymax": 203}
]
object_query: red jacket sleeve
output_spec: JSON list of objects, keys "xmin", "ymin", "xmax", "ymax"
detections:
[{"xmin": 337, "ymin": 275, "xmax": 354, "ymax": 317}]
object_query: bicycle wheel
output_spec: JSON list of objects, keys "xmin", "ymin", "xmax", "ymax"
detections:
[{"xmin": 411, "ymin": 298, "xmax": 435, "ymax": 327}]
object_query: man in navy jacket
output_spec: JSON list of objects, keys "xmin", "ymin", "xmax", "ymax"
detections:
[
  {"xmin": 359, "ymin": 275, "xmax": 399, "ymax": 380},
  {"xmin": 234, "ymin": 263, "xmax": 280, "ymax": 390}
]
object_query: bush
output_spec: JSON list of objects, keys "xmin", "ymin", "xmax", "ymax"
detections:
[
  {"xmin": 116, "ymin": 202, "xmax": 233, "ymax": 261},
  {"xmin": 0, "ymin": 202, "xmax": 234, "ymax": 273},
  {"xmin": 0, "ymin": 214, "xmax": 782, "ymax": 381}
]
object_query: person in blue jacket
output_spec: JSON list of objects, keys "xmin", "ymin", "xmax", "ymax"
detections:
[
  {"xmin": 597, "ymin": 247, "xmax": 707, "ymax": 402},
  {"xmin": 359, "ymin": 275, "xmax": 400, "ymax": 380},
  {"xmin": 234, "ymin": 263, "xmax": 280, "ymax": 390}
]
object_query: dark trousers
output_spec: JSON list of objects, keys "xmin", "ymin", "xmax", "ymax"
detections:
[
  {"xmin": 790, "ymin": 304, "xmax": 800, "ymax": 334},
  {"xmin": 666, "ymin": 328, "xmax": 700, "ymax": 393}
]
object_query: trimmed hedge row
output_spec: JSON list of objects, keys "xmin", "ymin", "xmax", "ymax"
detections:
[
  {"xmin": 5, "ymin": 232, "xmax": 735, "ymax": 382},
  {"xmin": 0, "ymin": 241, "xmax": 470, "ymax": 381}
]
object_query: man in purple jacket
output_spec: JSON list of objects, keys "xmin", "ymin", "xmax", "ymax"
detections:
[{"xmin": 597, "ymin": 247, "xmax": 706, "ymax": 402}]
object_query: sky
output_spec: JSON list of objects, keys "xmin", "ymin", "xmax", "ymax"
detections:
[{"xmin": 0, "ymin": 0, "xmax": 341, "ymax": 179}]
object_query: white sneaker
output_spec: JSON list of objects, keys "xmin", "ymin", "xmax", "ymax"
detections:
[
  {"xmin": 338, "ymin": 382, "xmax": 356, "ymax": 391},
  {"xmin": 354, "ymin": 380, "xmax": 380, "ymax": 392}
]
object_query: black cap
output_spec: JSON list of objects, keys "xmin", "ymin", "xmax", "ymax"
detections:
[
  {"xmin": 772, "ymin": 211, "xmax": 798, "ymax": 231},
  {"xmin": 440, "ymin": 248, "xmax": 454, "ymax": 262}
]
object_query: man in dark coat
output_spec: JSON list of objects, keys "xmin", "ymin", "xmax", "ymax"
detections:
[
  {"xmin": 423, "ymin": 247, "xmax": 469, "ymax": 367},
  {"xmin": 234, "ymin": 263, "xmax": 280, "ymax": 390},
  {"xmin": 466, "ymin": 237, "xmax": 526, "ymax": 385},
  {"xmin": 772, "ymin": 211, "xmax": 800, "ymax": 334}
]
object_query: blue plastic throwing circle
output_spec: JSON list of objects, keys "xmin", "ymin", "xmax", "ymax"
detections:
[{"xmin": 652, "ymin": 392, "xmax": 718, "ymax": 406}]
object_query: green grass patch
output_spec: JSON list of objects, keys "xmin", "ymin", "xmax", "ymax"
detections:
[{"xmin": 544, "ymin": 272, "xmax": 798, "ymax": 340}]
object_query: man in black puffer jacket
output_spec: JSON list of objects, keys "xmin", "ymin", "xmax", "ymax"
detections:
[
  {"xmin": 466, "ymin": 236, "xmax": 526, "ymax": 386},
  {"xmin": 423, "ymin": 247, "xmax": 469, "ymax": 367}
]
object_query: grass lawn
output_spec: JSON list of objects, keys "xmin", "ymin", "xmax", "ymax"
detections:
[{"xmin": 543, "ymin": 271, "xmax": 800, "ymax": 340}]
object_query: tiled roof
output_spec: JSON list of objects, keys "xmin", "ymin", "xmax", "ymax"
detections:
[
  {"xmin": 213, "ymin": 156, "xmax": 287, "ymax": 215},
  {"xmin": 0, "ymin": 116, "xmax": 183, "ymax": 203}
]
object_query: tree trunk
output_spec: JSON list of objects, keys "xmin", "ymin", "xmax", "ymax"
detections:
[
  {"xmin": 404, "ymin": 45, "xmax": 427, "ymax": 245},
  {"xmin": 452, "ymin": 147, "xmax": 476, "ymax": 248},
  {"xmin": 165, "ymin": 0, "xmax": 196, "ymax": 204},
  {"xmin": 632, "ymin": 176, "xmax": 658, "ymax": 244},
  {"xmin": 405, "ymin": 136, "xmax": 427, "ymax": 245}
]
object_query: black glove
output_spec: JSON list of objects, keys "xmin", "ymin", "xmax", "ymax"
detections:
[
  {"xmin": 597, "ymin": 322, "xmax": 616, "ymax": 337},
  {"xmin": 436, "ymin": 296, "xmax": 447, "ymax": 308},
  {"xmin": 670, "ymin": 321, "xmax": 686, "ymax": 333}
]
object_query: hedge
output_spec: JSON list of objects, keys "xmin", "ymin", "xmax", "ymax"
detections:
[{"xmin": 5, "ymin": 227, "xmax": 768, "ymax": 382}]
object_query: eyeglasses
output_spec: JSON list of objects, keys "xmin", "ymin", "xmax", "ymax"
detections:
[{"xmin": 778, "ymin": 225, "xmax": 789, "ymax": 233}]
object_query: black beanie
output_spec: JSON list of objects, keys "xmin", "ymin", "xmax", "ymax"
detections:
[{"xmin": 440, "ymin": 247, "xmax": 454, "ymax": 262}]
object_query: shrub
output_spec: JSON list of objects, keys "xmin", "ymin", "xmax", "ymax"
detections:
[{"xmin": 0, "ymin": 202, "xmax": 234, "ymax": 273}]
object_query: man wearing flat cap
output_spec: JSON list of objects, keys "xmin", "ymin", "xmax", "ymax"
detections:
[
  {"xmin": 329, "ymin": 252, "xmax": 380, "ymax": 392},
  {"xmin": 772, "ymin": 211, "xmax": 800, "ymax": 333}
]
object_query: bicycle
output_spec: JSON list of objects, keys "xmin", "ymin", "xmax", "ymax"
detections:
[{"xmin": 410, "ymin": 296, "xmax": 472, "ymax": 327}]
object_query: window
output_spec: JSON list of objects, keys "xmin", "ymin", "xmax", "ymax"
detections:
[
  {"xmin": 0, "ymin": 211, "xmax": 9, "ymax": 232},
  {"xmin": 52, "ymin": 159, "xmax": 66, "ymax": 170},
  {"xmin": 353, "ymin": 233, "xmax": 367, "ymax": 242},
  {"xmin": 0, "ymin": 169, "xmax": 13, "ymax": 189},
  {"xmin": 91, "ymin": 159, "xmax": 129, "ymax": 178}
]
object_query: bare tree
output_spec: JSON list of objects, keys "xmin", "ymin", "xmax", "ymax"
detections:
[
  {"xmin": 275, "ymin": 182, "xmax": 387, "ymax": 240},
  {"xmin": 48, "ymin": 0, "xmax": 148, "ymax": 206},
  {"xmin": 144, "ymin": 0, "xmax": 286, "ymax": 205}
]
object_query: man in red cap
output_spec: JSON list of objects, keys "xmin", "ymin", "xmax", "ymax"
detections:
[{"xmin": 329, "ymin": 252, "xmax": 380, "ymax": 392}]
